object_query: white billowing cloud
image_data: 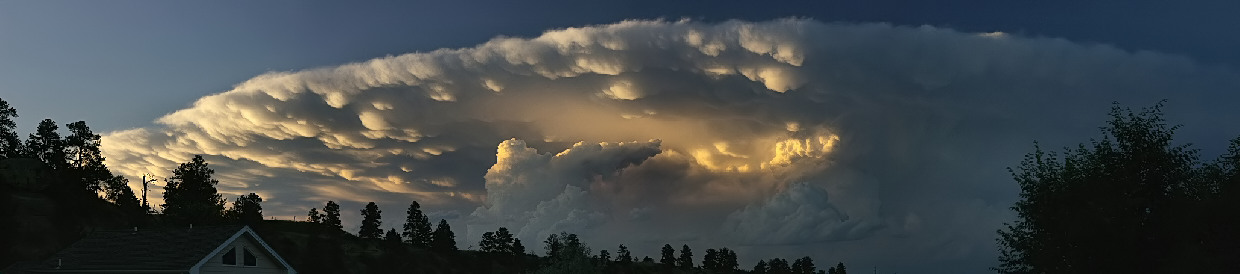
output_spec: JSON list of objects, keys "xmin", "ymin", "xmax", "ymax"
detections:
[
  {"xmin": 99, "ymin": 18, "xmax": 1240, "ymax": 272},
  {"xmin": 471, "ymin": 138, "xmax": 661, "ymax": 239}
]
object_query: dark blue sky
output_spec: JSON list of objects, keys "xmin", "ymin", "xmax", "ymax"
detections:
[{"xmin": 2, "ymin": 0, "xmax": 1237, "ymax": 133}]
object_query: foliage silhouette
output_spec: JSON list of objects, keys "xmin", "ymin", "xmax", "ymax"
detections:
[{"xmin": 997, "ymin": 102, "xmax": 1240, "ymax": 273}]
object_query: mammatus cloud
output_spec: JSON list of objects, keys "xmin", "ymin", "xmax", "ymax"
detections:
[{"xmin": 101, "ymin": 19, "xmax": 1240, "ymax": 272}]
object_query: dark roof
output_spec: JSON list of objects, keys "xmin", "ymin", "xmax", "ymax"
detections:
[{"xmin": 23, "ymin": 225, "xmax": 245, "ymax": 272}]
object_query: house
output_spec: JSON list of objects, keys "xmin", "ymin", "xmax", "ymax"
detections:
[{"xmin": 3, "ymin": 225, "xmax": 296, "ymax": 274}]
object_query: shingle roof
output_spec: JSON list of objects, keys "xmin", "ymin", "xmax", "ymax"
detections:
[{"xmin": 24, "ymin": 225, "xmax": 244, "ymax": 272}]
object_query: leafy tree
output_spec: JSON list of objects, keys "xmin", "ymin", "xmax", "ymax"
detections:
[
  {"xmin": 430, "ymin": 219, "xmax": 457, "ymax": 252},
  {"xmin": 102, "ymin": 175, "xmax": 142, "ymax": 216},
  {"xmin": 359, "ymin": 202, "xmax": 383, "ymax": 239},
  {"xmin": 641, "ymin": 256, "xmax": 654, "ymax": 264},
  {"xmin": 616, "ymin": 244, "xmax": 632, "ymax": 263},
  {"xmin": 385, "ymin": 228, "xmax": 402, "ymax": 245},
  {"xmin": 703, "ymin": 248, "xmax": 720, "ymax": 271},
  {"xmin": 25, "ymin": 119, "xmax": 65, "ymax": 170},
  {"xmin": 480, "ymin": 227, "xmax": 521, "ymax": 254},
  {"xmin": 513, "ymin": 238, "xmax": 525, "ymax": 255},
  {"xmin": 995, "ymin": 103, "xmax": 1240, "ymax": 273},
  {"xmin": 0, "ymin": 98, "xmax": 23, "ymax": 158},
  {"xmin": 704, "ymin": 247, "xmax": 738, "ymax": 273},
  {"xmin": 307, "ymin": 207, "xmax": 322, "ymax": 223},
  {"xmin": 322, "ymin": 201, "xmax": 342, "ymax": 231},
  {"xmin": 161, "ymin": 155, "xmax": 225, "ymax": 224},
  {"xmin": 63, "ymin": 121, "xmax": 110, "ymax": 194},
  {"xmin": 536, "ymin": 232, "xmax": 596, "ymax": 274},
  {"xmin": 659, "ymin": 244, "xmax": 676, "ymax": 267},
  {"xmin": 402, "ymin": 201, "xmax": 433, "ymax": 246},
  {"xmin": 227, "ymin": 193, "xmax": 263, "ymax": 224},
  {"xmin": 678, "ymin": 244, "xmax": 694, "ymax": 269},
  {"xmin": 791, "ymin": 256, "xmax": 815, "ymax": 274},
  {"xmin": 827, "ymin": 262, "xmax": 846, "ymax": 274},
  {"xmin": 753, "ymin": 260, "xmax": 769, "ymax": 274},
  {"xmin": 767, "ymin": 258, "xmax": 791, "ymax": 274}
]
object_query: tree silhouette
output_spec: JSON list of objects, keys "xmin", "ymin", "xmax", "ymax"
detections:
[
  {"xmin": 227, "ymin": 193, "xmax": 263, "ymax": 224},
  {"xmin": 322, "ymin": 201, "xmax": 342, "ymax": 231},
  {"xmin": 25, "ymin": 119, "xmax": 65, "ymax": 170},
  {"xmin": 307, "ymin": 207, "xmax": 322, "ymax": 223},
  {"xmin": 359, "ymin": 202, "xmax": 383, "ymax": 239},
  {"xmin": 996, "ymin": 102, "xmax": 1240, "ymax": 273},
  {"xmin": 63, "ymin": 121, "xmax": 110, "ymax": 194},
  {"xmin": 616, "ymin": 244, "xmax": 632, "ymax": 263},
  {"xmin": 659, "ymin": 244, "xmax": 676, "ymax": 267},
  {"xmin": 791, "ymin": 256, "xmax": 815, "ymax": 274},
  {"xmin": 537, "ymin": 232, "xmax": 595, "ymax": 273},
  {"xmin": 161, "ymin": 155, "xmax": 225, "ymax": 224},
  {"xmin": 430, "ymin": 219, "xmax": 456, "ymax": 252},
  {"xmin": 384, "ymin": 228, "xmax": 402, "ymax": 244},
  {"xmin": 403, "ymin": 201, "xmax": 432, "ymax": 246},
  {"xmin": 767, "ymin": 258, "xmax": 790, "ymax": 274},
  {"xmin": 0, "ymin": 98, "xmax": 21, "ymax": 158},
  {"xmin": 753, "ymin": 260, "xmax": 769, "ymax": 274},
  {"xmin": 827, "ymin": 262, "xmax": 846, "ymax": 274},
  {"xmin": 597, "ymin": 249, "xmax": 610, "ymax": 266},
  {"xmin": 678, "ymin": 244, "xmax": 694, "ymax": 269}
]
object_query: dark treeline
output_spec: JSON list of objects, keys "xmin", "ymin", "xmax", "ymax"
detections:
[
  {"xmin": 997, "ymin": 102, "xmax": 1240, "ymax": 273},
  {"xmin": 0, "ymin": 96, "xmax": 850, "ymax": 273}
]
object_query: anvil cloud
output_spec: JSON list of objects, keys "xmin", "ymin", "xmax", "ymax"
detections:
[{"xmin": 100, "ymin": 19, "xmax": 1240, "ymax": 272}]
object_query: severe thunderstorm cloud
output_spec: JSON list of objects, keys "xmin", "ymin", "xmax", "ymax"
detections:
[{"xmin": 99, "ymin": 19, "xmax": 1240, "ymax": 269}]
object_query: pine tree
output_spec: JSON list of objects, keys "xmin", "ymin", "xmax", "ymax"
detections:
[
  {"xmin": 403, "ymin": 201, "xmax": 432, "ymax": 246},
  {"xmin": 63, "ymin": 121, "xmax": 110, "ymax": 194},
  {"xmin": 512, "ymin": 238, "xmax": 525, "ymax": 255},
  {"xmin": 322, "ymin": 201, "xmax": 342, "ymax": 230},
  {"xmin": 792, "ymin": 256, "xmax": 815, "ymax": 274},
  {"xmin": 161, "ymin": 155, "xmax": 225, "ymax": 224},
  {"xmin": 0, "ymin": 98, "xmax": 23, "ymax": 158},
  {"xmin": 827, "ymin": 262, "xmax": 846, "ymax": 274},
  {"xmin": 359, "ymin": 202, "xmax": 383, "ymax": 239},
  {"xmin": 598, "ymin": 250, "xmax": 611, "ymax": 266},
  {"xmin": 103, "ymin": 175, "xmax": 142, "ymax": 216},
  {"xmin": 227, "ymin": 193, "xmax": 263, "ymax": 224},
  {"xmin": 25, "ymin": 119, "xmax": 65, "ymax": 170},
  {"xmin": 678, "ymin": 244, "xmax": 694, "ymax": 269},
  {"xmin": 430, "ymin": 219, "xmax": 456, "ymax": 252},
  {"xmin": 616, "ymin": 244, "xmax": 632, "ymax": 263},
  {"xmin": 768, "ymin": 258, "xmax": 790, "ymax": 274},
  {"xmin": 307, "ymin": 207, "xmax": 321, "ymax": 223},
  {"xmin": 660, "ymin": 244, "xmax": 676, "ymax": 267}
]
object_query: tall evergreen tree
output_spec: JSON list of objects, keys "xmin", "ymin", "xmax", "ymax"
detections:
[
  {"xmin": 25, "ymin": 119, "xmax": 65, "ymax": 170},
  {"xmin": 359, "ymin": 202, "xmax": 383, "ymax": 239},
  {"xmin": 161, "ymin": 155, "xmax": 225, "ymax": 224},
  {"xmin": 402, "ymin": 201, "xmax": 432, "ymax": 246},
  {"xmin": 430, "ymin": 219, "xmax": 456, "ymax": 252},
  {"xmin": 512, "ymin": 238, "xmax": 525, "ymax": 255},
  {"xmin": 791, "ymin": 256, "xmax": 815, "ymax": 274},
  {"xmin": 322, "ymin": 201, "xmax": 342, "ymax": 230},
  {"xmin": 659, "ymin": 244, "xmax": 676, "ymax": 267},
  {"xmin": 827, "ymin": 262, "xmax": 846, "ymax": 274},
  {"xmin": 307, "ymin": 207, "xmax": 322, "ymax": 223},
  {"xmin": 227, "ymin": 193, "xmax": 263, "ymax": 224},
  {"xmin": 598, "ymin": 249, "xmax": 610, "ymax": 266},
  {"xmin": 0, "ymin": 98, "xmax": 22, "ymax": 158},
  {"xmin": 703, "ymin": 248, "xmax": 720, "ymax": 271},
  {"xmin": 63, "ymin": 121, "xmax": 110, "ymax": 193},
  {"xmin": 678, "ymin": 244, "xmax": 694, "ymax": 269},
  {"xmin": 616, "ymin": 244, "xmax": 632, "ymax": 263}
]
